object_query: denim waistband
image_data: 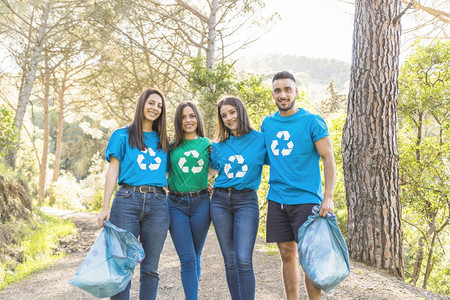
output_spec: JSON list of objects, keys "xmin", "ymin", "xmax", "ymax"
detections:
[
  {"xmin": 120, "ymin": 184, "xmax": 166, "ymax": 195},
  {"xmin": 214, "ymin": 187, "xmax": 254, "ymax": 194},
  {"xmin": 169, "ymin": 189, "xmax": 208, "ymax": 198}
]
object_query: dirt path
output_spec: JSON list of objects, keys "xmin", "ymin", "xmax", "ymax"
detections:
[{"xmin": 0, "ymin": 207, "xmax": 446, "ymax": 300}]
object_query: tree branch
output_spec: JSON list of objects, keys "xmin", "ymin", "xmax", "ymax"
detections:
[
  {"xmin": 174, "ymin": 0, "xmax": 208, "ymax": 23},
  {"xmin": 402, "ymin": 0, "xmax": 450, "ymax": 23}
]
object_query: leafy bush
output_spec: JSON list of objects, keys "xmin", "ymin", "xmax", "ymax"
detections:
[
  {"xmin": 49, "ymin": 152, "xmax": 106, "ymax": 211},
  {"xmin": 0, "ymin": 105, "xmax": 18, "ymax": 159}
]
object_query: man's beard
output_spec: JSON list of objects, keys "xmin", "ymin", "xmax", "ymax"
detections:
[{"xmin": 276, "ymin": 99, "xmax": 296, "ymax": 111}]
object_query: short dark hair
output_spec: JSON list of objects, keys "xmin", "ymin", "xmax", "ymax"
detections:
[{"xmin": 272, "ymin": 71, "xmax": 296, "ymax": 83}]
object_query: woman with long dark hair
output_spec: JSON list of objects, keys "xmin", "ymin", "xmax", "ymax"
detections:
[
  {"xmin": 97, "ymin": 88, "xmax": 170, "ymax": 300},
  {"xmin": 167, "ymin": 101, "xmax": 211, "ymax": 300},
  {"xmin": 210, "ymin": 95, "xmax": 266, "ymax": 300}
]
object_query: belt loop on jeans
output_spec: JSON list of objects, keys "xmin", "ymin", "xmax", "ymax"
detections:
[
  {"xmin": 168, "ymin": 189, "xmax": 208, "ymax": 197},
  {"xmin": 120, "ymin": 183, "xmax": 166, "ymax": 195}
]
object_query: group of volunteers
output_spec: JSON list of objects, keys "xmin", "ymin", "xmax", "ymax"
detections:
[{"xmin": 97, "ymin": 71, "xmax": 336, "ymax": 300}]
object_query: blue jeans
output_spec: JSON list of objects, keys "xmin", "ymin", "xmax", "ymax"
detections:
[
  {"xmin": 109, "ymin": 188, "xmax": 170, "ymax": 300},
  {"xmin": 168, "ymin": 192, "xmax": 211, "ymax": 300},
  {"xmin": 210, "ymin": 189, "xmax": 259, "ymax": 300}
]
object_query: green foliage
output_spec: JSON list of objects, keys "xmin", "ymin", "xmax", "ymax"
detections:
[
  {"xmin": 232, "ymin": 75, "xmax": 276, "ymax": 129},
  {"xmin": 0, "ymin": 105, "xmax": 18, "ymax": 159},
  {"xmin": 399, "ymin": 40, "xmax": 449, "ymax": 129},
  {"xmin": 398, "ymin": 40, "xmax": 449, "ymax": 296},
  {"xmin": 188, "ymin": 56, "xmax": 277, "ymax": 137},
  {"xmin": 49, "ymin": 152, "xmax": 107, "ymax": 211},
  {"xmin": 188, "ymin": 57, "xmax": 237, "ymax": 137},
  {"xmin": 0, "ymin": 211, "xmax": 77, "ymax": 290},
  {"xmin": 0, "ymin": 162, "xmax": 20, "ymax": 179},
  {"xmin": 324, "ymin": 111, "xmax": 348, "ymax": 234},
  {"xmin": 257, "ymin": 165, "xmax": 270, "ymax": 238}
]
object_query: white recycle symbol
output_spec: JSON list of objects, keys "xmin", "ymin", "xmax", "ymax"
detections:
[
  {"xmin": 137, "ymin": 148, "xmax": 161, "ymax": 171},
  {"xmin": 271, "ymin": 131, "xmax": 294, "ymax": 156},
  {"xmin": 224, "ymin": 155, "xmax": 248, "ymax": 178},
  {"xmin": 178, "ymin": 150, "xmax": 204, "ymax": 174}
]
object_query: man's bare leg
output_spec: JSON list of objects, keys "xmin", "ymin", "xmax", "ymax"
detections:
[
  {"xmin": 304, "ymin": 274, "xmax": 321, "ymax": 300},
  {"xmin": 277, "ymin": 241, "xmax": 299, "ymax": 300}
]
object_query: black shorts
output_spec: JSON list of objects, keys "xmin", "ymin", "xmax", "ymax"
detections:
[{"xmin": 266, "ymin": 200, "xmax": 317, "ymax": 243}]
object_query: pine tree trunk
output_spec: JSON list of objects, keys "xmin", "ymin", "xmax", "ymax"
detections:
[
  {"xmin": 206, "ymin": 0, "xmax": 217, "ymax": 70},
  {"xmin": 49, "ymin": 83, "xmax": 65, "ymax": 206},
  {"xmin": 6, "ymin": 3, "xmax": 50, "ymax": 168},
  {"xmin": 342, "ymin": 0, "xmax": 404, "ymax": 278},
  {"xmin": 38, "ymin": 55, "xmax": 50, "ymax": 204}
]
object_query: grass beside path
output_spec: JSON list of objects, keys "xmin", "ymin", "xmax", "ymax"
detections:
[{"xmin": 0, "ymin": 208, "xmax": 77, "ymax": 290}]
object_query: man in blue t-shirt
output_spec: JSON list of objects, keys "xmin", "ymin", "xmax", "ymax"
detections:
[{"xmin": 261, "ymin": 71, "xmax": 336, "ymax": 300}]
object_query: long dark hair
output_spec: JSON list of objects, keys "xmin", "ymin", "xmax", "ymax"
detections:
[
  {"xmin": 128, "ymin": 88, "xmax": 169, "ymax": 152},
  {"xmin": 214, "ymin": 95, "xmax": 252, "ymax": 143},
  {"xmin": 170, "ymin": 101, "xmax": 205, "ymax": 150}
]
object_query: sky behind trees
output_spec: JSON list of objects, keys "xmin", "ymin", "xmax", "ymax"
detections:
[{"xmin": 238, "ymin": 0, "xmax": 449, "ymax": 63}]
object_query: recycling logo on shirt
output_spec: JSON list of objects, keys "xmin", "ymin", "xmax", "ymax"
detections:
[
  {"xmin": 224, "ymin": 155, "xmax": 248, "ymax": 178},
  {"xmin": 137, "ymin": 147, "xmax": 161, "ymax": 171},
  {"xmin": 271, "ymin": 131, "xmax": 294, "ymax": 156},
  {"xmin": 178, "ymin": 150, "xmax": 204, "ymax": 174}
]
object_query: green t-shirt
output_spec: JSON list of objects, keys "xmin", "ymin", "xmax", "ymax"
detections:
[{"xmin": 168, "ymin": 137, "xmax": 211, "ymax": 192}]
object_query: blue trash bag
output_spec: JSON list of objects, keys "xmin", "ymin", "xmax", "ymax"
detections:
[
  {"xmin": 68, "ymin": 221, "xmax": 145, "ymax": 298},
  {"xmin": 297, "ymin": 205, "xmax": 350, "ymax": 293}
]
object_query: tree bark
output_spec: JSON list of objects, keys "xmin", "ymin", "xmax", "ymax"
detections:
[
  {"xmin": 422, "ymin": 232, "xmax": 437, "ymax": 289},
  {"xmin": 342, "ymin": 0, "xmax": 404, "ymax": 278},
  {"xmin": 206, "ymin": 0, "xmax": 218, "ymax": 70},
  {"xmin": 6, "ymin": 2, "xmax": 50, "ymax": 167},
  {"xmin": 37, "ymin": 52, "xmax": 50, "ymax": 204},
  {"xmin": 411, "ymin": 236, "xmax": 425, "ymax": 285},
  {"xmin": 49, "ymin": 77, "xmax": 66, "ymax": 206}
]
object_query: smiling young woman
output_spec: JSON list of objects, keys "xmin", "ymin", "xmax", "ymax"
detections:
[
  {"xmin": 97, "ymin": 88, "xmax": 169, "ymax": 300},
  {"xmin": 167, "ymin": 102, "xmax": 212, "ymax": 300},
  {"xmin": 209, "ymin": 95, "xmax": 267, "ymax": 300}
]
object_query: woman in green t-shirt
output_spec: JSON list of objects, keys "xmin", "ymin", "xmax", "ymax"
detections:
[{"xmin": 167, "ymin": 102, "xmax": 211, "ymax": 300}]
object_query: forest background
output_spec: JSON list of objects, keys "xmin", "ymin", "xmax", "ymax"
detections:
[{"xmin": 0, "ymin": 0, "xmax": 448, "ymax": 297}]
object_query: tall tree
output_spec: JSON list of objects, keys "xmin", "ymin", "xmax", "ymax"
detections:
[
  {"xmin": 342, "ymin": 0, "xmax": 404, "ymax": 278},
  {"xmin": 89, "ymin": 0, "xmax": 271, "ymax": 136},
  {"xmin": 0, "ymin": 0, "xmax": 92, "ymax": 167},
  {"xmin": 146, "ymin": 0, "xmax": 267, "ymax": 70},
  {"xmin": 37, "ymin": 50, "xmax": 51, "ymax": 204},
  {"xmin": 1, "ymin": 0, "xmax": 50, "ymax": 167},
  {"xmin": 399, "ymin": 40, "xmax": 449, "ymax": 291}
]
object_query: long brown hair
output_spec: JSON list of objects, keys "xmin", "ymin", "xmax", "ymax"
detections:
[
  {"xmin": 128, "ymin": 88, "xmax": 169, "ymax": 152},
  {"xmin": 170, "ymin": 101, "xmax": 205, "ymax": 150},
  {"xmin": 214, "ymin": 95, "xmax": 253, "ymax": 143}
]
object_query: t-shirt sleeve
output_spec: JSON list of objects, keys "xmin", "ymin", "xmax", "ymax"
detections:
[
  {"xmin": 311, "ymin": 114, "xmax": 329, "ymax": 143},
  {"xmin": 105, "ymin": 129, "xmax": 127, "ymax": 162},
  {"xmin": 260, "ymin": 118, "xmax": 266, "ymax": 133},
  {"xmin": 209, "ymin": 143, "xmax": 219, "ymax": 170}
]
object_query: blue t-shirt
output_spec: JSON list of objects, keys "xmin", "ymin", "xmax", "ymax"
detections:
[
  {"xmin": 105, "ymin": 127, "xmax": 168, "ymax": 187},
  {"xmin": 261, "ymin": 108, "xmax": 329, "ymax": 205},
  {"xmin": 210, "ymin": 130, "xmax": 266, "ymax": 190}
]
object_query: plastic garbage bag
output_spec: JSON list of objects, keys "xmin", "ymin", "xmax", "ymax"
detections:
[
  {"xmin": 68, "ymin": 221, "xmax": 145, "ymax": 298},
  {"xmin": 297, "ymin": 205, "xmax": 350, "ymax": 293}
]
